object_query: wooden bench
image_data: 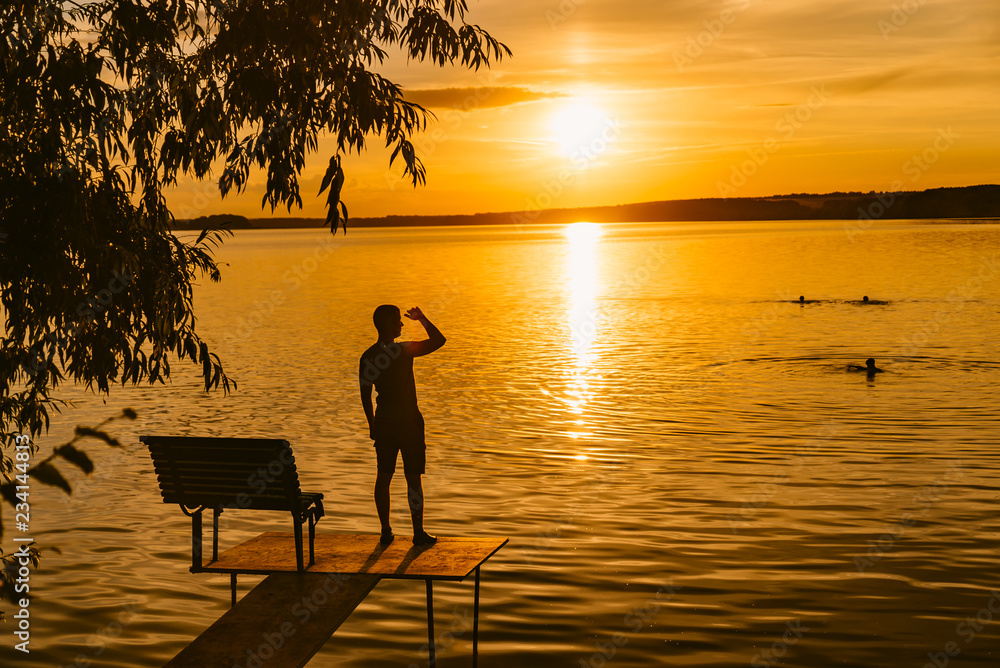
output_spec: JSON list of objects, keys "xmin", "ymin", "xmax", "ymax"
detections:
[{"xmin": 142, "ymin": 436, "xmax": 325, "ymax": 574}]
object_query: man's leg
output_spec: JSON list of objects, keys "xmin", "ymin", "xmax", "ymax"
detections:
[
  {"xmin": 374, "ymin": 442, "xmax": 397, "ymax": 541},
  {"xmin": 402, "ymin": 419, "xmax": 435, "ymax": 545},
  {"xmin": 404, "ymin": 470, "xmax": 425, "ymax": 535},
  {"xmin": 405, "ymin": 468, "xmax": 436, "ymax": 545},
  {"xmin": 375, "ymin": 469, "xmax": 393, "ymax": 535}
]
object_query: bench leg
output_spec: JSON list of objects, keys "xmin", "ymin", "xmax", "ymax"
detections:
[
  {"xmin": 191, "ymin": 511, "xmax": 203, "ymax": 572},
  {"xmin": 426, "ymin": 579, "xmax": 435, "ymax": 667},
  {"xmin": 212, "ymin": 509, "xmax": 220, "ymax": 562},
  {"xmin": 231, "ymin": 573, "xmax": 237, "ymax": 608},
  {"xmin": 294, "ymin": 522, "xmax": 304, "ymax": 572},
  {"xmin": 308, "ymin": 514, "xmax": 317, "ymax": 566}
]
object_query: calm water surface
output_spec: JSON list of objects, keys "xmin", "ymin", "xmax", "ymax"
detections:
[{"xmin": 8, "ymin": 220, "xmax": 1000, "ymax": 667}]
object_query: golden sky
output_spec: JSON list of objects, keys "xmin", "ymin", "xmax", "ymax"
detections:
[{"xmin": 168, "ymin": 0, "xmax": 1000, "ymax": 219}]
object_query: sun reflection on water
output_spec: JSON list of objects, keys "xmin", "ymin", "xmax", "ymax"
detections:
[
  {"xmin": 562, "ymin": 222, "xmax": 604, "ymax": 448},
  {"xmin": 565, "ymin": 221, "xmax": 603, "ymax": 365}
]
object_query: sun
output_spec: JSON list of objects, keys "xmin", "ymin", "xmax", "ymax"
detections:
[{"xmin": 549, "ymin": 100, "xmax": 615, "ymax": 158}]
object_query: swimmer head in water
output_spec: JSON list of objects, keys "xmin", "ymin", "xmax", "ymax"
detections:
[{"xmin": 848, "ymin": 358, "xmax": 884, "ymax": 373}]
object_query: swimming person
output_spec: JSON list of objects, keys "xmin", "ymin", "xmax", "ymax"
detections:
[
  {"xmin": 855, "ymin": 295, "xmax": 889, "ymax": 305},
  {"xmin": 847, "ymin": 358, "xmax": 884, "ymax": 375},
  {"xmin": 359, "ymin": 305, "xmax": 446, "ymax": 546}
]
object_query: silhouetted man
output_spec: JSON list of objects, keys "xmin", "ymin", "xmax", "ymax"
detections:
[{"xmin": 359, "ymin": 305, "xmax": 445, "ymax": 546}]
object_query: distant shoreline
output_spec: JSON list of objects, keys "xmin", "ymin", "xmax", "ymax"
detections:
[{"xmin": 175, "ymin": 184, "xmax": 1000, "ymax": 231}]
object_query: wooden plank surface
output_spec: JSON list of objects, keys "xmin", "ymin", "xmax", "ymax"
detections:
[
  {"xmin": 164, "ymin": 571, "xmax": 379, "ymax": 668},
  {"xmin": 203, "ymin": 532, "xmax": 509, "ymax": 581}
]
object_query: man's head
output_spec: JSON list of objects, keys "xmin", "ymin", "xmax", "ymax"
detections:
[{"xmin": 373, "ymin": 304, "xmax": 402, "ymax": 338}]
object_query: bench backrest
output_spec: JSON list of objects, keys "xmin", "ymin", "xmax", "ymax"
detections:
[{"xmin": 142, "ymin": 436, "xmax": 304, "ymax": 513}]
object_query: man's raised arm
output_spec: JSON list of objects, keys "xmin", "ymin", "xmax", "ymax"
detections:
[{"xmin": 404, "ymin": 306, "xmax": 445, "ymax": 356}]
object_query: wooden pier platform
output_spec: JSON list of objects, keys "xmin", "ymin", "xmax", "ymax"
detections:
[
  {"xmin": 165, "ymin": 571, "xmax": 380, "ymax": 668},
  {"xmin": 166, "ymin": 532, "xmax": 508, "ymax": 667}
]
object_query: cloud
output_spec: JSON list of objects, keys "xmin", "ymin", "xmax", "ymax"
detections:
[
  {"xmin": 834, "ymin": 67, "xmax": 916, "ymax": 94},
  {"xmin": 403, "ymin": 85, "xmax": 566, "ymax": 109}
]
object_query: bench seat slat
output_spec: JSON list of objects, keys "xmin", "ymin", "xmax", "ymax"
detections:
[
  {"xmin": 157, "ymin": 492, "xmax": 322, "ymax": 506},
  {"xmin": 156, "ymin": 487, "xmax": 301, "ymax": 501},
  {"xmin": 149, "ymin": 454, "xmax": 293, "ymax": 466},
  {"xmin": 152, "ymin": 468, "xmax": 282, "ymax": 479},
  {"xmin": 159, "ymin": 481, "xmax": 302, "ymax": 499},
  {"xmin": 151, "ymin": 469, "xmax": 300, "ymax": 485},
  {"xmin": 148, "ymin": 447, "xmax": 293, "ymax": 464},
  {"xmin": 161, "ymin": 496, "xmax": 306, "ymax": 512},
  {"xmin": 145, "ymin": 436, "xmax": 289, "ymax": 447}
]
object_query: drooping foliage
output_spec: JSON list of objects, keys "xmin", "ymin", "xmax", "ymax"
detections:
[
  {"xmin": 0, "ymin": 0, "xmax": 508, "ymax": 603},
  {"xmin": 0, "ymin": 0, "xmax": 508, "ymax": 438}
]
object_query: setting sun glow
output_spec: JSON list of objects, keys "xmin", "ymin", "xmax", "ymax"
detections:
[{"xmin": 549, "ymin": 100, "xmax": 615, "ymax": 158}]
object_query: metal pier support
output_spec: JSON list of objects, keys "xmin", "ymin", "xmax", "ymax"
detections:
[
  {"xmin": 473, "ymin": 566, "xmax": 481, "ymax": 667},
  {"xmin": 426, "ymin": 579, "xmax": 436, "ymax": 666}
]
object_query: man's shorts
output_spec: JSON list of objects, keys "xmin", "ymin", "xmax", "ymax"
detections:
[{"xmin": 373, "ymin": 415, "xmax": 426, "ymax": 476}]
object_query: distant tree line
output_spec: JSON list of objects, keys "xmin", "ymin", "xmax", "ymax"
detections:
[{"xmin": 180, "ymin": 185, "xmax": 1000, "ymax": 230}]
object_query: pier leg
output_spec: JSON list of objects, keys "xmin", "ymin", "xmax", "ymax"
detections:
[
  {"xmin": 231, "ymin": 573, "xmax": 237, "ymax": 608},
  {"xmin": 426, "ymin": 579, "xmax": 435, "ymax": 667},
  {"xmin": 473, "ymin": 566, "xmax": 480, "ymax": 667}
]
